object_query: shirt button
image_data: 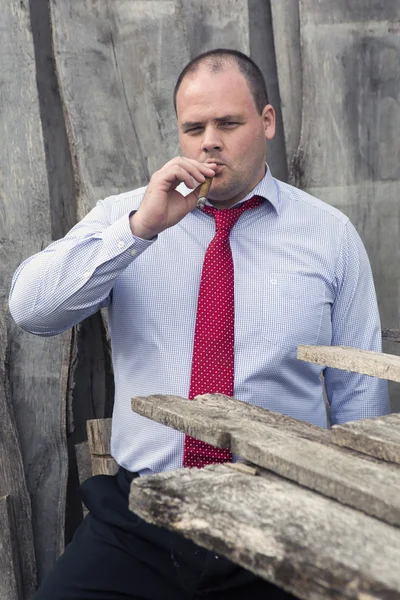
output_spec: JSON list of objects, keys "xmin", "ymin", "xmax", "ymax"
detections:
[
  {"xmin": 84, "ymin": 271, "xmax": 91, "ymax": 279},
  {"xmin": 270, "ymin": 278, "xmax": 277, "ymax": 285},
  {"xmin": 130, "ymin": 249, "xmax": 137, "ymax": 257},
  {"xmin": 117, "ymin": 240, "xmax": 125, "ymax": 249}
]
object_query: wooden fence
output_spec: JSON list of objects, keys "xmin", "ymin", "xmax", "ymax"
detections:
[{"xmin": 1, "ymin": 1, "xmax": 400, "ymax": 597}]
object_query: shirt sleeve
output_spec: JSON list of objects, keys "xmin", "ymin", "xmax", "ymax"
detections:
[
  {"xmin": 8, "ymin": 198, "xmax": 154, "ymax": 336},
  {"xmin": 325, "ymin": 220, "xmax": 390, "ymax": 424}
]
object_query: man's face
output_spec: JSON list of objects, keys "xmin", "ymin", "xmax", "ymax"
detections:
[{"xmin": 176, "ymin": 64, "xmax": 275, "ymax": 209}]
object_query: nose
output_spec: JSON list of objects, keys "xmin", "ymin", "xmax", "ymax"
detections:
[{"xmin": 201, "ymin": 125, "xmax": 223, "ymax": 153}]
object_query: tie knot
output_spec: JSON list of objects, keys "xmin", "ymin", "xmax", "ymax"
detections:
[{"xmin": 203, "ymin": 196, "xmax": 263, "ymax": 233}]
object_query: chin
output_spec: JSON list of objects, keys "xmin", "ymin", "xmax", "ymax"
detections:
[{"xmin": 210, "ymin": 188, "xmax": 236, "ymax": 202}]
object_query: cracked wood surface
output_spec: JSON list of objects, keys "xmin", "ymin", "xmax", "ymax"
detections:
[
  {"xmin": 131, "ymin": 393, "xmax": 400, "ymax": 526},
  {"xmin": 130, "ymin": 464, "xmax": 400, "ymax": 599},
  {"xmin": 297, "ymin": 0, "xmax": 400, "ymax": 358},
  {"xmin": 1, "ymin": 0, "xmax": 72, "ymax": 589},
  {"xmin": 298, "ymin": 345, "xmax": 400, "ymax": 383},
  {"xmin": 270, "ymin": 0, "xmax": 303, "ymax": 181},
  {"xmin": 87, "ymin": 419, "xmax": 118, "ymax": 476},
  {"xmin": 332, "ymin": 413, "xmax": 400, "ymax": 464},
  {"xmin": 0, "ymin": 496, "xmax": 20, "ymax": 600},
  {"xmin": 0, "ymin": 320, "xmax": 36, "ymax": 599},
  {"xmin": 49, "ymin": 0, "xmax": 250, "ymax": 218}
]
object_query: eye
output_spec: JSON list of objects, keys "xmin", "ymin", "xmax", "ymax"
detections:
[
  {"xmin": 185, "ymin": 126, "xmax": 203, "ymax": 134},
  {"xmin": 220, "ymin": 122, "xmax": 239, "ymax": 128}
]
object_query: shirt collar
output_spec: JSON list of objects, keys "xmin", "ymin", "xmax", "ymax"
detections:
[{"xmin": 232, "ymin": 165, "xmax": 279, "ymax": 214}]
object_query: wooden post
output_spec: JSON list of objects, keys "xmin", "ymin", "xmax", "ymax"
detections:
[{"xmin": 86, "ymin": 420, "xmax": 118, "ymax": 476}]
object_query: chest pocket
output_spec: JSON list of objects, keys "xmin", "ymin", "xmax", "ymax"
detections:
[{"xmin": 259, "ymin": 273, "xmax": 327, "ymax": 349}]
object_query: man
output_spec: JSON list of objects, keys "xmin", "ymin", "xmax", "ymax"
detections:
[{"xmin": 9, "ymin": 49, "xmax": 389, "ymax": 599}]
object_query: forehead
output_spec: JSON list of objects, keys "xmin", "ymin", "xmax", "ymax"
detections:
[{"xmin": 176, "ymin": 65, "xmax": 256, "ymax": 120}]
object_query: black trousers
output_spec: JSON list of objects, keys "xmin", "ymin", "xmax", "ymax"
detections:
[{"xmin": 34, "ymin": 468, "xmax": 297, "ymax": 599}]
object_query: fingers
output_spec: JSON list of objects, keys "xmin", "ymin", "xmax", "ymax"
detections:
[{"xmin": 158, "ymin": 157, "xmax": 216, "ymax": 190}]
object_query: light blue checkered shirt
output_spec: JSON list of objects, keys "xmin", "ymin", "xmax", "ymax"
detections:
[{"xmin": 9, "ymin": 168, "xmax": 390, "ymax": 475}]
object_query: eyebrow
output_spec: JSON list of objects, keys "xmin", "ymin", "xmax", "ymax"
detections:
[{"xmin": 181, "ymin": 115, "xmax": 244, "ymax": 130}]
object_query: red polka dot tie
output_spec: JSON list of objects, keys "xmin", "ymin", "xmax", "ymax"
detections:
[{"xmin": 183, "ymin": 196, "xmax": 263, "ymax": 468}]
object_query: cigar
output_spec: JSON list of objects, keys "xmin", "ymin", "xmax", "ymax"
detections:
[{"xmin": 196, "ymin": 177, "xmax": 212, "ymax": 210}]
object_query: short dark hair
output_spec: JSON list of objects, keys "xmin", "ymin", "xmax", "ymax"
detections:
[{"xmin": 173, "ymin": 49, "xmax": 269, "ymax": 115}]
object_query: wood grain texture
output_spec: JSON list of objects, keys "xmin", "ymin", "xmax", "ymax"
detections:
[
  {"xmin": 87, "ymin": 419, "xmax": 118, "ymax": 475},
  {"xmin": 270, "ymin": 0, "xmax": 303, "ymax": 183},
  {"xmin": 130, "ymin": 464, "xmax": 400, "ymax": 599},
  {"xmin": 50, "ymin": 0, "xmax": 189, "ymax": 218},
  {"xmin": 298, "ymin": 345, "xmax": 400, "ymax": 382},
  {"xmin": 0, "ymin": 324, "xmax": 36, "ymax": 599},
  {"xmin": 180, "ymin": 0, "xmax": 249, "ymax": 58},
  {"xmin": 332, "ymin": 414, "xmax": 400, "ymax": 464},
  {"xmin": 297, "ymin": 1, "xmax": 400, "ymax": 367},
  {"xmin": 0, "ymin": 496, "xmax": 20, "ymax": 600},
  {"xmin": 8, "ymin": 328, "xmax": 71, "ymax": 584},
  {"xmin": 249, "ymin": 0, "xmax": 288, "ymax": 181},
  {"xmin": 90, "ymin": 456, "xmax": 119, "ymax": 477},
  {"xmin": 0, "ymin": 0, "xmax": 73, "ymax": 589},
  {"xmin": 87, "ymin": 419, "xmax": 113, "ymax": 456},
  {"xmin": 49, "ymin": 0, "xmax": 254, "ymax": 217},
  {"xmin": 131, "ymin": 393, "xmax": 400, "ymax": 525},
  {"xmin": 0, "ymin": 321, "xmax": 37, "ymax": 600}
]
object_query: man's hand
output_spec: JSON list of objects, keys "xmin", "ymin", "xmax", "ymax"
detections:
[{"xmin": 130, "ymin": 158, "xmax": 216, "ymax": 239}]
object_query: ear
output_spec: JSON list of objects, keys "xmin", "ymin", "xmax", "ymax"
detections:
[{"xmin": 262, "ymin": 104, "xmax": 276, "ymax": 141}]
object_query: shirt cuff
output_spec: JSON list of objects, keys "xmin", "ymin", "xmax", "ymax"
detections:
[{"xmin": 100, "ymin": 213, "xmax": 156, "ymax": 259}]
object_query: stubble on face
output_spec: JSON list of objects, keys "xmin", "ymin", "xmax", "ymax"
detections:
[{"xmin": 176, "ymin": 63, "xmax": 273, "ymax": 208}]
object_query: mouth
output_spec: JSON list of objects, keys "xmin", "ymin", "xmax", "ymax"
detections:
[{"xmin": 205, "ymin": 161, "xmax": 225, "ymax": 175}]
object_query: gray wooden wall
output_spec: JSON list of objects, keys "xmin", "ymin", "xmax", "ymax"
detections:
[{"xmin": 1, "ymin": 0, "xmax": 399, "ymax": 596}]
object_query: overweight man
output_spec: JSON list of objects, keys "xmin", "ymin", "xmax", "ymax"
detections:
[{"xmin": 10, "ymin": 48, "xmax": 389, "ymax": 599}]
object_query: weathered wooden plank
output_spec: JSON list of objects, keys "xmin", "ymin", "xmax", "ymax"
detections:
[
  {"xmin": 87, "ymin": 419, "xmax": 113, "ymax": 456},
  {"xmin": 332, "ymin": 414, "xmax": 400, "ymax": 464},
  {"xmin": 248, "ymin": 0, "xmax": 288, "ymax": 181},
  {"xmin": 1, "ymin": 0, "xmax": 72, "ymax": 585},
  {"xmin": 8, "ymin": 329, "xmax": 71, "ymax": 584},
  {"xmin": 0, "ymin": 319, "xmax": 36, "ymax": 598},
  {"xmin": 131, "ymin": 393, "xmax": 400, "ymax": 526},
  {"xmin": 180, "ymin": 0, "xmax": 249, "ymax": 57},
  {"xmin": 0, "ymin": 0, "xmax": 45, "ymax": 578},
  {"xmin": 0, "ymin": 496, "xmax": 20, "ymax": 600},
  {"xmin": 136, "ymin": 392, "xmax": 333, "ymax": 444},
  {"xmin": 298, "ymin": 345, "xmax": 400, "ymax": 382},
  {"xmin": 130, "ymin": 464, "xmax": 400, "ymax": 599},
  {"xmin": 91, "ymin": 456, "xmax": 119, "ymax": 477},
  {"xmin": 87, "ymin": 419, "xmax": 118, "ymax": 475},
  {"xmin": 296, "ymin": 1, "xmax": 400, "ymax": 410},
  {"xmin": 50, "ymin": 0, "xmax": 191, "ymax": 218},
  {"xmin": 270, "ymin": 0, "xmax": 303, "ymax": 183}
]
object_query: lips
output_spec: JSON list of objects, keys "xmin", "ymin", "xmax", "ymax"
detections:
[{"xmin": 205, "ymin": 161, "xmax": 225, "ymax": 174}]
